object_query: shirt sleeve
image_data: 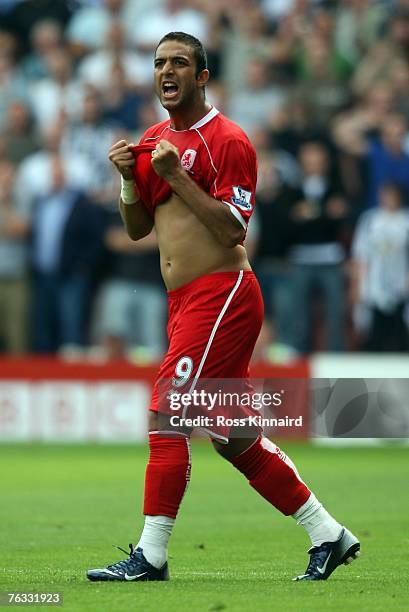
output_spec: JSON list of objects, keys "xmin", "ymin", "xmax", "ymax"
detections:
[
  {"xmin": 352, "ymin": 211, "xmax": 371, "ymax": 261},
  {"xmin": 211, "ymin": 137, "xmax": 257, "ymax": 229}
]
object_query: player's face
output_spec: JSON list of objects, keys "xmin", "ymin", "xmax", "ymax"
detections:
[{"xmin": 154, "ymin": 41, "xmax": 206, "ymax": 111}]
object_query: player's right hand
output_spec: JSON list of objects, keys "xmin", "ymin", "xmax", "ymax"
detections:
[{"xmin": 108, "ymin": 140, "xmax": 135, "ymax": 180}]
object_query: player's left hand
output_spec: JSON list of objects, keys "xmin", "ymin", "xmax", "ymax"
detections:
[{"xmin": 151, "ymin": 140, "xmax": 181, "ymax": 180}]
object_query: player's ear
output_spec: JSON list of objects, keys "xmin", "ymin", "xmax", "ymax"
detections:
[{"xmin": 196, "ymin": 69, "xmax": 209, "ymax": 89}]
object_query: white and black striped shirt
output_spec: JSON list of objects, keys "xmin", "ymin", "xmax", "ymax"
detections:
[{"xmin": 352, "ymin": 208, "xmax": 409, "ymax": 312}]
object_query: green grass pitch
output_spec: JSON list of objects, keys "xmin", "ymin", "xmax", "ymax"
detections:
[{"xmin": 1, "ymin": 442, "xmax": 408, "ymax": 611}]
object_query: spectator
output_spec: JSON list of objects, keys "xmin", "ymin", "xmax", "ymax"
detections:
[
  {"xmin": 228, "ymin": 58, "xmax": 287, "ymax": 134},
  {"xmin": 20, "ymin": 19, "xmax": 64, "ymax": 82},
  {"xmin": 77, "ymin": 20, "xmax": 152, "ymax": 91},
  {"xmin": 294, "ymin": 8, "xmax": 354, "ymax": 82},
  {"xmin": 285, "ymin": 142, "xmax": 349, "ymax": 353},
  {"xmin": 0, "ymin": 32, "xmax": 27, "ymax": 131},
  {"xmin": 31, "ymin": 155, "xmax": 106, "ymax": 353},
  {"xmin": 194, "ymin": 1, "xmax": 224, "ymax": 81},
  {"xmin": 251, "ymin": 127, "xmax": 300, "ymax": 189},
  {"xmin": 134, "ymin": 101, "xmax": 162, "ymax": 143},
  {"xmin": 1, "ymin": 0, "xmax": 72, "ymax": 54},
  {"xmin": 253, "ymin": 132, "xmax": 297, "ymax": 349},
  {"xmin": 335, "ymin": 0, "xmax": 387, "ymax": 66},
  {"xmin": 60, "ymin": 89, "xmax": 121, "ymax": 205},
  {"xmin": 389, "ymin": 58, "xmax": 409, "ymax": 120},
  {"xmin": 268, "ymin": 98, "xmax": 331, "ymax": 158},
  {"xmin": 332, "ymin": 82, "xmax": 398, "ymax": 157},
  {"xmin": 351, "ymin": 182, "xmax": 409, "ymax": 351},
  {"xmin": 92, "ymin": 216, "xmax": 166, "ymax": 360},
  {"xmin": 260, "ymin": 0, "xmax": 296, "ymax": 26},
  {"xmin": 0, "ymin": 160, "xmax": 30, "ymax": 353},
  {"xmin": 351, "ymin": 8, "xmax": 409, "ymax": 97},
  {"xmin": 334, "ymin": 111, "xmax": 409, "ymax": 208},
  {"xmin": 2, "ymin": 100, "xmax": 39, "ymax": 164},
  {"xmin": 222, "ymin": 3, "xmax": 272, "ymax": 95},
  {"xmin": 100, "ymin": 61, "xmax": 146, "ymax": 132},
  {"xmin": 28, "ymin": 48, "xmax": 85, "ymax": 132},
  {"xmin": 129, "ymin": 0, "xmax": 208, "ymax": 56},
  {"xmin": 291, "ymin": 10, "xmax": 354, "ymax": 125},
  {"xmin": 331, "ymin": 82, "xmax": 396, "ymax": 204},
  {"xmin": 366, "ymin": 113, "xmax": 409, "ymax": 207},
  {"xmin": 66, "ymin": 0, "xmax": 127, "ymax": 59},
  {"xmin": 14, "ymin": 120, "xmax": 92, "ymax": 212},
  {"xmin": 122, "ymin": 0, "xmax": 164, "ymax": 27}
]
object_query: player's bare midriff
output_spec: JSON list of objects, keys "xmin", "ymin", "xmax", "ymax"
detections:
[{"xmin": 155, "ymin": 193, "xmax": 251, "ymax": 291}]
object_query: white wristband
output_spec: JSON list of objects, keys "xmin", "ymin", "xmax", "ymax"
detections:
[{"xmin": 120, "ymin": 175, "xmax": 138, "ymax": 205}]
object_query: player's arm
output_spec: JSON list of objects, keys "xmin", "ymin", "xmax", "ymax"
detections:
[
  {"xmin": 108, "ymin": 139, "xmax": 154, "ymax": 241},
  {"xmin": 151, "ymin": 140, "xmax": 245, "ymax": 248}
]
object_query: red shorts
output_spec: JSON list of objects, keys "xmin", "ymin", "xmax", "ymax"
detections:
[{"xmin": 150, "ymin": 270, "xmax": 264, "ymax": 441}]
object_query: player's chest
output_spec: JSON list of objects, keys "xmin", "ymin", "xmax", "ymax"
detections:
[{"xmin": 161, "ymin": 129, "xmax": 213, "ymax": 186}]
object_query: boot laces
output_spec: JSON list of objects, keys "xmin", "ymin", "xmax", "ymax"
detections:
[{"xmin": 106, "ymin": 544, "xmax": 138, "ymax": 573}]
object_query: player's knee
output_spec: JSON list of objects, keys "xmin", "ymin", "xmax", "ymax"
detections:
[
  {"xmin": 212, "ymin": 437, "xmax": 258, "ymax": 460},
  {"xmin": 212, "ymin": 439, "xmax": 227, "ymax": 457}
]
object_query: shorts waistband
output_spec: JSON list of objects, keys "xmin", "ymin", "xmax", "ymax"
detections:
[{"xmin": 167, "ymin": 270, "xmax": 256, "ymax": 299}]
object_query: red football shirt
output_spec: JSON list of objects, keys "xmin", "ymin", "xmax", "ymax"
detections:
[{"xmin": 130, "ymin": 107, "xmax": 257, "ymax": 230}]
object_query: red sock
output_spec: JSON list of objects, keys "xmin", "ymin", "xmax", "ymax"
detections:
[
  {"xmin": 230, "ymin": 436, "xmax": 310, "ymax": 515},
  {"xmin": 143, "ymin": 433, "xmax": 191, "ymax": 518}
]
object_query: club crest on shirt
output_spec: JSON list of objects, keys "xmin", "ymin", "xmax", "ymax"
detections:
[
  {"xmin": 181, "ymin": 149, "xmax": 197, "ymax": 171},
  {"xmin": 231, "ymin": 186, "xmax": 253, "ymax": 210}
]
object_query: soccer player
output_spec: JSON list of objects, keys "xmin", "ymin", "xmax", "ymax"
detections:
[{"xmin": 87, "ymin": 32, "xmax": 360, "ymax": 583}]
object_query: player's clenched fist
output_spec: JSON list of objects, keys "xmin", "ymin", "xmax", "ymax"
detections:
[
  {"xmin": 151, "ymin": 140, "xmax": 181, "ymax": 180},
  {"xmin": 108, "ymin": 140, "xmax": 135, "ymax": 180}
]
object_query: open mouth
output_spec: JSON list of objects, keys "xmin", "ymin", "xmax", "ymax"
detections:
[{"xmin": 162, "ymin": 81, "xmax": 179, "ymax": 99}]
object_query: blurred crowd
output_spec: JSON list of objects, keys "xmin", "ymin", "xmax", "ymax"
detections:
[{"xmin": 1, "ymin": 0, "xmax": 409, "ymax": 361}]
